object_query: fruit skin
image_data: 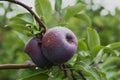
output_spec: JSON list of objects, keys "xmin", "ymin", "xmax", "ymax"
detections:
[
  {"xmin": 42, "ymin": 27, "xmax": 77, "ymax": 64},
  {"xmin": 24, "ymin": 37, "xmax": 52, "ymax": 68}
]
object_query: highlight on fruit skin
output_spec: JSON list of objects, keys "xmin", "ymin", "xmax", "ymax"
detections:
[
  {"xmin": 42, "ymin": 27, "xmax": 78, "ymax": 64},
  {"xmin": 24, "ymin": 37, "xmax": 52, "ymax": 68}
]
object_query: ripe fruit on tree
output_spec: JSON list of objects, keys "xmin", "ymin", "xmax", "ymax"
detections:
[
  {"xmin": 42, "ymin": 27, "xmax": 78, "ymax": 64},
  {"xmin": 24, "ymin": 37, "xmax": 52, "ymax": 68},
  {"xmin": 24, "ymin": 27, "xmax": 77, "ymax": 66}
]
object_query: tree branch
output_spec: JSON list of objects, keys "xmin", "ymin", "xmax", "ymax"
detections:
[
  {"xmin": 0, "ymin": 0, "xmax": 47, "ymax": 33},
  {"xmin": 0, "ymin": 64, "xmax": 37, "ymax": 69}
]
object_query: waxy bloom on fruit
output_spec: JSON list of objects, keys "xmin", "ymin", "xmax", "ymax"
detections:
[
  {"xmin": 42, "ymin": 27, "xmax": 78, "ymax": 64},
  {"xmin": 24, "ymin": 37, "xmax": 52, "ymax": 68}
]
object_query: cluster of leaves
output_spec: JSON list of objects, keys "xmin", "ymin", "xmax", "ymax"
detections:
[{"xmin": 0, "ymin": 0, "xmax": 120, "ymax": 80}]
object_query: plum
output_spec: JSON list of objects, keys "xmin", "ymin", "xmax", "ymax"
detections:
[
  {"xmin": 42, "ymin": 27, "xmax": 77, "ymax": 64},
  {"xmin": 24, "ymin": 37, "xmax": 52, "ymax": 68}
]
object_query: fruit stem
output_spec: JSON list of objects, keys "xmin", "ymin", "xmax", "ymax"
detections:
[{"xmin": 0, "ymin": 0, "xmax": 47, "ymax": 33}]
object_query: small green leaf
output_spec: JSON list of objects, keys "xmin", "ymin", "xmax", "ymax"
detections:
[
  {"xmin": 63, "ymin": 3, "xmax": 85, "ymax": 20},
  {"xmin": 87, "ymin": 27, "xmax": 101, "ymax": 50},
  {"xmin": 74, "ymin": 13, "xmax": 92, "ymax": 26},
  {"xmin": 55, "ymin": 0, "xmax": 62, "ymax": 11},
  {"xmin": 93, "ymin": 16, "xmax": 104, "ymax": 27},
  {"xmin": 7, "ymin": 23, "xmax": 33, "ymax": 37},
  {"xmin": 33, "ymin": 31, "xmax": 40, "ymax": 35},
  {"xmin": 67, "ymin": 53, "xmax": 78, "ymax": 66},
  {"xmin": 35, "ymin": 0, "xmax": 52, "ymax": 22}
]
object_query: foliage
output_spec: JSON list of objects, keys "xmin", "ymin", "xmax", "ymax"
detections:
[{"xmin": 0, "ymin": 0, "xmax": 120, "ymax": 80}]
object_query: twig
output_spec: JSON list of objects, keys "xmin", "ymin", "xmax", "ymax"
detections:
[
  {"xmin": 60, "ymin": 64, "xmax": 86, "ymax": 80},
  {"xmin": 70, "ymin": 69, "xmax": 77, "ymax": 80},
  {"xmin": 0, "ymin": 64, "xmax": 36, "ymax": 69},
  {"xmin": 62, "ymin": 64, "xmax": 68, "ymax": 78},
  {"xmin": 0, "ymin": 0, "xmax": 47, "ymax": 33},
  {"xmin": 65, "ymin": 65, "xmax": 77, "ymax": 80},
  {"xmin": 78, "ymin": 70, "xmax": 86, "ymax": 80},
  {"xmin": 90, "ymin": 60, "xmax": 103, "ymax": 67}
]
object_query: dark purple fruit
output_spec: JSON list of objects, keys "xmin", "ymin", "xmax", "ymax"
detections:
[
  {"xmin": 24, "ymin": 37, "xmax": 52, "ymax": 68},
  {"xmin": 42, "ymin": 27, "xmax": 77, "ymax": 64}
]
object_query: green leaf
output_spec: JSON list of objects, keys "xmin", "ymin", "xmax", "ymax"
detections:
[
  {"xmin": 106, "ymin": 42, "xmax": 120, "ymax": 49},
  {"xmin": 93, "ymin": 47, "xmax": 118, "ymax": 63},
  {"xmin": 10, "ymin": 17, "xmax": 30, "ymax": 25},
  {"xmin": 78, "ymin": 39, "xmax": 88, "ymax": 51},
  {"xmin": 8, "ymin": 13, "xmax": 38, "ymax": 36},
  {"xmin": 67, "ymin": 53, "xmax": 78, "ymax": 66},
  {"xmin": 90, "ymin": 46, "xmax": 104, "ymax": 59},
  {"xmin": 11, "ymin": 13, "xmax": 34, "ymax": 24},
  {"xmin": 102, "ymin": 57, "xmax": 120, "ymax": 69},
  {"xmin": 87, "ymin": 27, "xmax": 101, "ymax": 50},
  {"xmin": 55, "ymin": 0, "xmax": 62, "ymax": 11},
  {"xmin": 7, "ymin": 22, "xmax": 33, "ymax": 36},
  {"xmin": 74, "ymin": 13, "xmax": 92, "ymax": 26},
  {"xmin": 9, "ymin": 13, "xmax": 34, "ymax": 32},
  {"xmin": 109, "ymin": 71, "xmax": 120, "ymax": 80},
  {"xmin": 97, "ymin": 70, "xmax": 107, "ymax": 80},
  {"xmin": 93, "ymin": 16, "xmax": 104, "ymax": 27},
  {"xmin": 23, "ymin": 73, "xmax": 49, "ymax": 80},
  {"xmin": 35, "ymin": 0, "xmax": 52, "ymax": 22},
  {"xmin": 74, "ymin": 61, "xmax": 103, "ymax": 80},
  {"xmin": 63, "ymin": 3, "xmax": 85, "ymax": 20},
  {"xmin": 13, "ymin": 31, "xmax": 29, "ymax": 44},
  {"xmin": 7, "ymin": 23, "xmax": 28, "ymax": 32},
  {"xmin": 74, "ymin": 64, "xmax": 96, "ymax": 80}
]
